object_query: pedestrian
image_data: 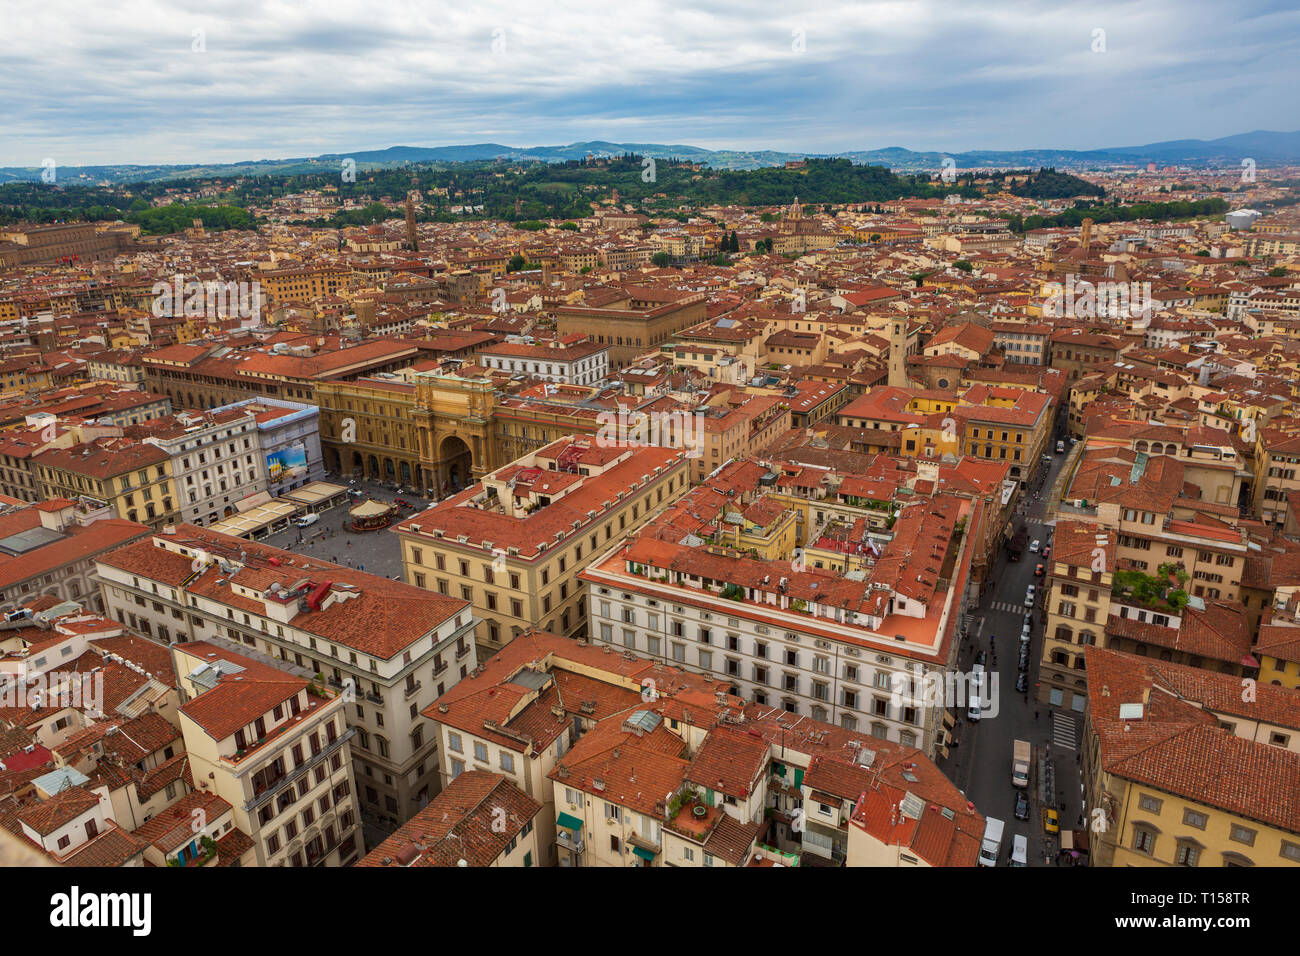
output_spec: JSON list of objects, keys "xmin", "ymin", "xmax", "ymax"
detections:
[
  {"xmin": 332, "ymin": 555, "xmax": 337, "ymax": 563},
  {"xmin": 359, "ymin": 564, "xmax": 364, "ymax": 571},
  {"xmin": 1035, "ymin": 709, "xmax": 1039, "ymax": 720}
]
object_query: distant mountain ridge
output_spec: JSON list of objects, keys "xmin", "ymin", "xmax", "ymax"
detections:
[{"xmin": 2, "ymin": 130, "xmax": 1296, "ymax": 184}]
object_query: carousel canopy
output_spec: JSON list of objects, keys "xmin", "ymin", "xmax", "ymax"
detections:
[{"xmin": 349, "ymin": 499, "xmax": 392, "ymax": 519}]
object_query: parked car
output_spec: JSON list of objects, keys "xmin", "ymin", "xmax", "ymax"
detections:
[
  {"xmin": 968, "ymin": 664, "xmax": 985, "ymax": 721},
  {"xmin": 1042, "ymin": 808, "xmax": 1060, "ymax": 834},
  {"xmin": 1018, "ymin": 644, "xmax": 1031, "ymax": 670},
  {"xmin": 1020, "ymin": 623, "xmax": 1032, "ymax": 642},
  {"xmin": 1024, "ymin": 586, "xmax": 1036, "ymax": 608},
  {"xmin": 1010, "ymin": 834, "xmax": 1028, "ymax": 866},
  {"xmin": 1034, "ymin": 563, "xmax": 1044, "ymax": 577},
  {"xmin": 975, "ymin": 650, "xmax": 987, "ymax": 666},
  {"xmin": 1023, "ymin": 612, "xmax": 1034, "ymax": 629},
  {"xmin": 1015, "ymin": 671, "xmax": 1029, "ymax": 693},
  {"xmin": 1029, "ymin": 539, "xmax": 1041, "ymax": 553},
  {"xmin": 1014, "ymin": 790, "xmax": 1030, "ymax": 821},
  {"xmin": 1042, "ymin": 546, "xmax": 1052, "ymax": 560}
]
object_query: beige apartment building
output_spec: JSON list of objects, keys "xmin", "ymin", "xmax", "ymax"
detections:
[
  {"xmin": 1252, "ymin": 426, "xmax": 1300, "ymax": 528},
  {"xmin": 94, "ymin": 523, "xmax": 478, "ymax": 837},
  {"xmin": 1066, "ymin": 448, "xmax": 1250, "ymax": 603},
  {"xmin": 424, "ymin": 630, "xmax": 758, "ymax": 868},
  {"xmin": 1084, "ymin": 647, "xmax": 1300, "ymax": 868},
  {"xmin": 174, "ymin": 641, "xmax": 360, "ymax": 866},
  {"xmin": 694, "ymin": 394, "xmax": 791, "ymax": 485},
  {"xmin": 555, "ymin": 288, "xmax": 707, "ymax": 368},
  {"xmin": 394, "ymin": 437, "xmax": 691, "ymax": 657},
  {"xmin": 1038, "ymin": 521, "xmax": 1113, "ymax": 709},
  {"xmin": 35, "ymin": 438, "xmax": 181, "ymax": 530}
]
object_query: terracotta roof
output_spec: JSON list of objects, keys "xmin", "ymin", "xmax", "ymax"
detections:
[
  {"xmin": 1086, "ymin": 646, "xmax": 1300, "ymax": 832},
  {"xmin": 686, "ymin": 725, "xmax": 769, "ymax": 799},
  {"xmin": 357, "ymin": 771, "xmax": 541, "ymax": 867},
  {"xmin": 16, "ymin": 785, "xmax": 101, "ymax": 836},
  {"xmin": 177, "ymin": 643, "xmax": 309, "ymax": 742},
  {"xmin": 58, "ymin": 821, "xmax": 148, "ymax": 867},
  {"xmin": 131, "ymin": 790, "xmax": 232, "ymax": 853},
  {"xmin": 98, "ymin": 524, "xmax": 470, "ymax": 660}
]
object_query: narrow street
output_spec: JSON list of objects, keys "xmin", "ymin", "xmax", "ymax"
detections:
[{"xmin": 941, "ymin": 425, "xmax": 1087, "ymax": 867}]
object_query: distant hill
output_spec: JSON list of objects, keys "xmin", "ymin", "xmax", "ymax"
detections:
[{"xmin": 2, "ymin": 130, "xmax": 1296, "ymax": 184}]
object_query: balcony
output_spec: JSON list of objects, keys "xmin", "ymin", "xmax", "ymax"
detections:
[
  {"xmin": 403, "ymin": 680, "xmax": 422, "ymax": 701},
  {"xmin": 243, "ymin": 727, "xmax": 356, "ymax": 814},
  {"xmin": 556, "ymin": 828, "xmax": 585, "ymax": 855},
  {"xmin": 627, "ymin": 831, "xmax": 661, "ymax": 854}
]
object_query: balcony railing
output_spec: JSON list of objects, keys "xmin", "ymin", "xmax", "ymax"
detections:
[
  {"xmin": 243, "ymin": 727, "xmax": 356, "ymax": 813},
  {"xmin": 627, "ymin": 831, "xmax": 661, "ymax": 853},
  {"xmin": 556, "ymin": 829, "xmax": 585, "ymax": 854}
]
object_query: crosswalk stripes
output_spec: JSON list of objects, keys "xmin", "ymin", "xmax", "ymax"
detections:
[
  {"xmin": 1052, "ymin": 711, "xmax": 1078, "ymax": 750},
  {"xmin": 989, "ymin": 601, "xmax": 1028, "ymax": 614}
]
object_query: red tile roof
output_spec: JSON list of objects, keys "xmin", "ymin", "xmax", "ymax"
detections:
[{"xmin": 357, "ymin": 771, "xmax": 541, "ymax": 867}]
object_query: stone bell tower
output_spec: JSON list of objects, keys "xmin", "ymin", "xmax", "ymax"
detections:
[{"xmin": 888, "ymin": 318, "xmax": 908, "ymax": 388}]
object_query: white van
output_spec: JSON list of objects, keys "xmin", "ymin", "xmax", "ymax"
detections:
[
  {"xmin": 1010, "ymin": 834, "xmax": 1028, "ymax": 867},
  {"xmin": 1056, "ymin": 440, "xmax": 1065, "ymax": 454},
  {"xmin": 967, "ymin": 664, "xmax": 985, "ymax": 721},
  {"xmin": 978, "ymin": 817, "xmax": 1004, "ymax": 867},
  {"xmin": 294, "ymin": 513, "xmax": 319, "ymax": 528}
]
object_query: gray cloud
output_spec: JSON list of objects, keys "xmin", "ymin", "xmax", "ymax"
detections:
[{"xmin": 1, "ymin": 0, "xmax": 1297, "ymax": 165}]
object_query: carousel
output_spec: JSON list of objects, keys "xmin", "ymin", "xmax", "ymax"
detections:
[{"xmin": 347, "ymin": 498, "xmax": 395, "ymax": 532}]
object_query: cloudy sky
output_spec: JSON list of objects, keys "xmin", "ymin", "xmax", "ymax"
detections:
[{"xmin": 3, "ymin": 0, "xmax": 1298, "ymax": 166}]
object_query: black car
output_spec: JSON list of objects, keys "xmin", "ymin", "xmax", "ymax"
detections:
[
  {"xmin": 1014, "ymin": 790, "xmax": 1030, "ymax": 821},
  {"xmin": 975, "ymin": 650, "xmax": 987, "ymax": 666},
  {"xmin": 1015, "ymin": 671, "xmax": 1029, "ymax": 693},
  {"xmin": 1018, "ymin": 644, "xmax": 1031, "ymax": 670}
]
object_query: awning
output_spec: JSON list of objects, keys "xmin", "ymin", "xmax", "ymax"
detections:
[
  {"xmin": 632, "ymin": 845, "xmax": 656, "ymax": 861},
  {"xmin": 556, "ymin": 812, "xmax": 583, "ymax": 833}
]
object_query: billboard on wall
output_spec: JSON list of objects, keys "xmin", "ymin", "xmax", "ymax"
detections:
[{"xmin": 267, "ymin": 443, "xmax": 308, "ymax": 483}]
